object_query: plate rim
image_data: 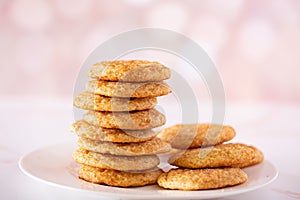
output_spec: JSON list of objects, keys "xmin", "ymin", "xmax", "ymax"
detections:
[{"xmin": 18, "ymin": 142, "xmax": 279, "ymax": 199}]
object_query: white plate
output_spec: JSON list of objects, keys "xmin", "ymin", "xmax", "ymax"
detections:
[{"xmin": 19, "ymin": 142, "xmax": 278, "ymax": 200}]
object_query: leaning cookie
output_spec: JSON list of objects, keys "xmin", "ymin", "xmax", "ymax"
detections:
[
  {"xmin": 86, "ymin": 80, "xmax": 171, "ymax": 98},
  {"xmin": 79, "ymin": 165, "xmax": 163, "ymax": 187},
  {"xmin": 88, "ymin": 60, "xmax": 171, "ymax": 82},
  {"xmin": 71, "ymin": 120, "xmax": 156, "ymax": 143},
  {"xmin": 78, "ymin": 137, "xmax": 171, "ymax": 156},
  {"xmin": 83, "ymin": 109, "xmax": 166, "ymax": 130},
  {"xmin": 74, "ymin": 92, "xmax": 157, "ymax": 112},
  {"xmin": 169, "ymin": 143, "xmax": 264, "ymax": 168},
  {"xmin": 157, "ymin": 168, "xmax": 247, "ymax": 190},
  {"xmin": 157, "ymin": 124, "xmax": 236, "ymax": 149},
  {"xmin": 72, "ymin": 148, "xmax": 159, "ymax": 171}
]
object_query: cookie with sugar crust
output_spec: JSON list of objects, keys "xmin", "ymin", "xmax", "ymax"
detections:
[
  {"xmin": 73, "ymin": 92, "xmax": 157, "ymax": 112},
  {"xmin": 88, "ymin": 60, "xmax": 171, "ymax": 82},
  {"xmin": 72, "ymin": 148, "xmax": 160, "ymax": 171},
  {"xmin": 79, "ymin": 165, "xmax": 163, "ymax": 187},
  {"xmin": 86, "ymin": 80, "xmax": 171, "ymax": 98},
  {"xmin": 71, "ymin": 120, "xmax": 156, "ymax": 143},
  {"xmin": 169, "ymin": 143, "xmax": 264, "ymax": 169},
  {"xmin": 83, "ymin": 109, "xmax": 166, "ymax": 130},
  {"xmin": 157, "ymin": 168, "xmax": 247, "ymax": 190},
  {"xmin": 78, "ymin": 137, "xmax": 171, "ymax": 156},
  {"xmin": 157, "ymin": 123, "xmax": 236, "ymax": 149}
]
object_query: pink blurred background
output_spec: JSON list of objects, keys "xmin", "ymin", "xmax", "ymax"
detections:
[{"xmin": 1, "ymin": 0, "xmax": 300, "ymax": 103}]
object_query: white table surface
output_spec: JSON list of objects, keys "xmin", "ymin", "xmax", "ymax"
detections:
[{"xmin": 0, "ymin": 97, "xmax": 300, "ymax": 200}]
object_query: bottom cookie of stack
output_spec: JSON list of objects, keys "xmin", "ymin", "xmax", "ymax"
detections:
[{"xmin": 79, "ymin": 165, "xmax": 163, "ymax": 187}]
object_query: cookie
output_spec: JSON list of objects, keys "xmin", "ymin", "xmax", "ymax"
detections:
[
  {"xmin": 72, "ymin": 148, "xmax": 160, "ymax": 171},
  {"xmin": 83, "ymin": 109, "xmax": 166, "ymax": 130},
  {"xmin": 157, "ymin": 124, "xmax": 236, "ymax": 149},
  {"xmin": 88, "ymin": 60, "xmax": 171, "ymax": 82},
  {"xmin": 157, "ymin": 168, "xmax": 247, "ymax": 190},
  {"xmin": 235, "ymin": 146, "xmax": 264, "ymax": 168},
  {"xmin": 86, "ymin": 80, "xmax": 171, "ymax": 98},
  {"xmin": 73, "ymin": 92, "xmax": 157, "ymax": 112},
  {"xmin": 169, "ymin": 143, "xmax": 264, "ymax": 168},
  {"xmin": 71, "ymin": 120, "xmax": 156, "ymax": 143},
  {"xmin": 79, "ymin": 165, "xmax": 163, "ymax": 187},
  {"xmin": 78, "ymin": 137, "xmax": 171, "ymax": 156}
]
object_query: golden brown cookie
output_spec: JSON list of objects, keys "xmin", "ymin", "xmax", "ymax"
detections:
[
  {"xmin": 157, "ymin": 124, "xmax": 236, "ymax": 149},
  {"xmin": 78, "ymin": 137, "xmax": 171, "ymax": 156},
  {"xmin": 169, "ymin": 143, "xmax": 264, "ymax": 168},
  {"xmin": 79, "ymin": 165, "xmax": 163, "ymax": 187},
  {"xmin": 72, "ymin": 148, "xmax": 160, "ymax": 171},
  {"xmin": 71, "ymin": 120, "xmax": 156, "ymax": 143},
  {"xmin": 235, "ymin": 146, "xmax": 264, "ymax": 168},
  {"xmin": 73, "ymin": 92, "xmax": 157, "ymax": 112},
  {"xmin": 88, "ymin": 60, "xmax": 171, "ymax": 82},
  {"xmin": 157, "ymin": 168, "xmax": 247, "ymax": 190},
  {"xmin": 86, "ymin": 80, "xmax": 171, "ymax": 98},
  {"xmin": 83, "ymin": 109, "xmax": 166, "ymax": 130}
]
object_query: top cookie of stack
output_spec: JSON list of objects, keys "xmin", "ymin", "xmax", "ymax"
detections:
[
  {"xmin": 89, "ymin": 60, "xmax": 171, "ymax": 83},
  {"xmin": 72, "ymin": 60, "xmax": 172, "ymax": 187}
]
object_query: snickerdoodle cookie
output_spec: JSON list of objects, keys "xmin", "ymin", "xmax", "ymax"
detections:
[
  {"xmin": 79, "ymin": 165, "xmax": 163, "ymax": 187},
  {"xmin": 72, "ymin": 148, "xmax": 160, "ymax": 171},
  {"xmin": 157, "ymin": 168, "xmax": 247, "ymax": 190},
  {"xmin": 88, "ymin": 60, "xmax": 171, "ymax": 82},
  {"xmin": 78, "ymin": 137, "xmax": 171, "ymax": 156},
  {"xmin": 71, "ymin": 120, "xmax": 156, "ymax": 143},
  {"xmin": 86, "ymin": 80, "xmax": 171, "ymax": 98},
  {"xmin": 74, "ymin": 92, "xmax": 157, "ymax": 112},
  {"xmin": 157, "ymin": 124, "xmax": 236, "ymax": 149},
  {"xmin": 169, "ymin": 143, "xmax": 264, "ymax": 168},
  {"xmin": 83, "ymin": 109, "xmax": 166, "ymax": 130}
]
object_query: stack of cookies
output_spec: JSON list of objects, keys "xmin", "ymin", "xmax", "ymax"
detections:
[
  {"xmin": 157, "ymin": 124, "xmax": 264, "ymax": 190},
  {"xmin": 71, "ymin": 60, "xmax": 172, "ymax": 187}
]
